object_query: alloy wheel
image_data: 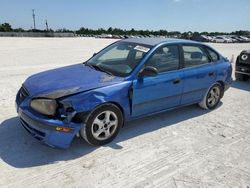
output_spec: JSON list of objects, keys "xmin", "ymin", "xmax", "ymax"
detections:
[
  {"xmin": 91, "ymin": 110, "xmax": 118, "ymax": 141},
  {"xmin": 207, "ymin": 86, "xmax": 220, "ymax": 108}
]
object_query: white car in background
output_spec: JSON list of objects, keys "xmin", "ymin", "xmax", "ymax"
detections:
[
  {"xmin": 227, "ymin": 36, "xmax": 238, "ymax": 43},
  {"xmin": 239, "ymin": 36, "xmax": 250, "ymax": 42},
  {"xmin": 212, "ymin": 36, "xmax": 232, "ymax": 43}
]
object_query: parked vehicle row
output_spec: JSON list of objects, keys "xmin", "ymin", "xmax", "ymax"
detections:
[
  {"xmin": 78, "ymin": 33, "xmax": 250, "ymax": 43},
  {"xmin": 95, "ymin": 34, "xmax": 168, "ymax": 39},
  {"xmin": 194, "ymin": 35, "xmax": 250, "ymax": 43}
]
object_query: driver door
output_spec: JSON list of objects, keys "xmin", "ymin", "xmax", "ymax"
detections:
[{"xmin": 131, "ymin": 45, "xmax": 183, "ymax": 117}]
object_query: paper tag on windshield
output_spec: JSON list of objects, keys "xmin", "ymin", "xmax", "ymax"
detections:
[{"xmin": 134, "ymin": 45, "xmax": 150, "ymax": 53}]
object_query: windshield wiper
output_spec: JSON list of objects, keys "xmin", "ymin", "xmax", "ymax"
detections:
[
  {"xmin": 87, "ymin": 64, "xmax": 113, "ymax": 76},
  {"xmin": 84, "ymin": 62, "xmax": 94, "ymax": 69}
]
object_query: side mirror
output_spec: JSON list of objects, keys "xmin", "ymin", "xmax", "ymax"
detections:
[{"xmin": 139, "ymin": 66, "xmax": 158, "ymax": 77}]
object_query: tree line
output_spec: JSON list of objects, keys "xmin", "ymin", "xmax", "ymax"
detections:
[{"xmin": 0, "ymin": 22, "xmax": 249, "ymax": 37}]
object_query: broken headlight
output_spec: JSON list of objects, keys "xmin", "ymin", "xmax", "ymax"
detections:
[{"xmin": 30, "ymin": 99, "xmax": 58, "ymax": 116}]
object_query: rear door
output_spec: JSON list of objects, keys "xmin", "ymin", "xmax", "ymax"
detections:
[
  {"xmin": 181, "ymin": 44, "xmax": 216, "ymax": 105},
  {"xmin": 132, "ymin": 45, "xmax": 183, "ymax": 117}
]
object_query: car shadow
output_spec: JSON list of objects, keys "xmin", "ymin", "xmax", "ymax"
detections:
[
  {"xmin": 0, "ymin": 103, "xmax": 222, "ymax": 168},
  {"xmin": 231, "ymin": 80, "xmax": 250, "ymax": 92}
]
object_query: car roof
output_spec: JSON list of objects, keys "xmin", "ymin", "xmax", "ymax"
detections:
[{"xmin": 122, "ymin": 37, "xmax": 198, "ymax": 46}]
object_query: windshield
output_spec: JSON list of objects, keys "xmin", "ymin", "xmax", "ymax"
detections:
[{"xmin": 86, "ymin": 42, "xmax": 151, "ymax": 77}]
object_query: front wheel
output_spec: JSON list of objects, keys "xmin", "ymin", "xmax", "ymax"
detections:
[
  {"xmin": 199, "ymin": 84, "xmax": 223, "ymax": 110},
  {"xmin": 80, "ymin": 104, "xmax": 123, "ymax": 146}
]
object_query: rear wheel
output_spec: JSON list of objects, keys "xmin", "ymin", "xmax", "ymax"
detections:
[
  {"xmin": 80, "ymin": 104, "xmax": 123, "ymax": 146},
  {"xmin": 199, "ymin": 84, "xmax": 223, "ymax": 110},
  {"xmin": 235, "ymin": 73, "xmax": 249, "ymax": 81}
]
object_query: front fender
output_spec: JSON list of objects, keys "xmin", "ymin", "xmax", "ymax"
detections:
[{"xmin": 59, "ymin": 81, "xmax": 132, "ymax": 121}]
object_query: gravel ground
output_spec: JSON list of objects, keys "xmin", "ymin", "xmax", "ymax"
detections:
[{"xmin": 0, "ymin": 37, "xmax": 250, "ymax": 188}]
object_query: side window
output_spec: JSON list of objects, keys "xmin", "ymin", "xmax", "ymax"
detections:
[
  {"xmin": 206, "ymin": 48, "xmax": 219, "ymax": 62},
  {"xmin": 182, "ymin": 45, "xmax": 209, "ymax": 68},
  {"xmin": 146, "ymin": 45, "xmax": 179, "ymax": 73}
]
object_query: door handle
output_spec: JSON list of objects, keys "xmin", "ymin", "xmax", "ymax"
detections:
[
  {"xmin": 173, "ymin": 78, "xmax": 181, "ymax": 84},
  {"xmin": 209, "ymin": 72, "xmax": 215, "ymax": 76}
]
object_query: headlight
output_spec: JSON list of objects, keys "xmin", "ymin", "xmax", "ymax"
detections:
[
  {"xmin": 241, "ymin": 54, "xmax": 248, "ymax": 61},
  {"xmin": 30, "ymin": 99, "xmax": 57, "ymax": 116}
]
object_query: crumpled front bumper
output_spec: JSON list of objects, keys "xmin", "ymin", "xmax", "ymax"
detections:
[{"xmin": 18, "ymin": 107, "xmax": 83, "ymax": 149}]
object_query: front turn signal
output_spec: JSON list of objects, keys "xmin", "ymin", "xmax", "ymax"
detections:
[{"xmin": 56, "ymin": 127, "xmax": 72, "ymax": 133}]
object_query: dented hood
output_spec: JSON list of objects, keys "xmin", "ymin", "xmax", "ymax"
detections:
[{"xmin": 24, "ymin": 64, "xmax": 124, "ymax": 98}]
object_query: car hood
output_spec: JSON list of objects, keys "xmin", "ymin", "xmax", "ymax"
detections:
[{"xmin": 24, "ymin": 64, "xmax": 124, "ymax": 98}]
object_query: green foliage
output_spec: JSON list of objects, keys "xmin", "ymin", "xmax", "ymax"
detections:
[
  {"xmin": 13, "ymin": 28, "xmax": 25, "ymax": 32},
  {"xmin": 0, "ymin": 22, "xmax": 250, "ymax": 38},
  {"xmin": 0, "ymin": 23, "xmax": 13, "ymax": 32},
  {"xmin": 231, "ymin": 30, "xmax": 250, "ymax": 36},
  {"xmin": 55, "ymin": 28, "xmax": 73, "ymax": 33}
]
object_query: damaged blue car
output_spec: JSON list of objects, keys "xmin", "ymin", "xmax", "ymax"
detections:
[{"xmin": 16, "ymin": 38, "xmax": 232, "ymax": 148}]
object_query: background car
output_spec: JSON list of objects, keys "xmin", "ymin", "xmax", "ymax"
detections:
[
  {"xmin": 239, "ymin": 36, "xmax": 250, "ymax": 43},
  {"xmin": 235, "ymin": 49, "xmax": 250, "ymax": 81},
  {"xmin": 192, "ymin": 35, "xmax": 211, "ymax": 42},
  {"xmin": 212, "ymin": 36, "xmax": 232, "ymax": 43},
  {"xmin": 16, "ymin": 38, "xmax": 232, "ymax": 148},
  {"xmin": 231, "ymin": 36, "xmax": 245, "ymax": 43},
  {"xmin": 227, "ymin": 36, "xmax": 238, "ymax": 43}
]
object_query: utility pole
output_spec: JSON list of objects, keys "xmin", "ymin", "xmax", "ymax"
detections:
[
  {"xmin": 32, "ymin": 9, "xmax": 36, "ymax": 30},
  {"xmin": 45, "ymin": 19, "xmax": 49, "ymax": 31}
]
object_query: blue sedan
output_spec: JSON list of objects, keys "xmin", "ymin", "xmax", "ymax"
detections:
[{"xmin": 16, "ymin": 38, "xmax": 232, "ymax": 148}]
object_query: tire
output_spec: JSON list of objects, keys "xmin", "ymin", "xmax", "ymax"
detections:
[
  {"xmin": 235, "ymin": 72, "xmax": 249, "ymax": 81},
  {"xmin": 80, "ymin": 104, "xmax": 123, "ymax": 146},
  {"xmin": 199, "ymin": 83, "xmax": 223, "ymax": 110}
]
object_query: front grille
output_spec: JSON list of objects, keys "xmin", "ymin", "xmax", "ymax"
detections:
[
  {"xmin": 20, "ymin": 118, "xmax": 46, "ymax": 138},
  {"xmin": 16, "ymin": 86, "xmax": 29, "ymax": 106},
  {"xmin": 236, "ymin": 64, "xmax": 250, "ymax": 73}
]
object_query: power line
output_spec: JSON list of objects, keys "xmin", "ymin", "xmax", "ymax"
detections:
[
  {"xmin": 45, "ymin": 19, "xmax": 49, "ymax": 31},
  {"xmin": 32, "ymin": 9, "xmax": 36, "ymax": 30}
]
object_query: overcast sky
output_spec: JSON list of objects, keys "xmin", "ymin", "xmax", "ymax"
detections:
[{"xmin": 1, "ymin": 0, "xmax": 250, "ymax": 32}]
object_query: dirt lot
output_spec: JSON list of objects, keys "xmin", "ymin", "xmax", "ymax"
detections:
[{"xmin": 0, "ymin": 37, "xmax": 250, "ymax": 188}]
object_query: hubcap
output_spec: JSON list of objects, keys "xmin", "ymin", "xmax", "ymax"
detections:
[
  {"xmin": 207, "ymin": 86, "xmax": 220, "ymax": 107},
  {"xmin": 91, "ymin": 110, "xmax": 118, "ymax": 141}
]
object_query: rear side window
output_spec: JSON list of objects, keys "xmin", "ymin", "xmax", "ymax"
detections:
[
  {"xmin": 182, "ymin": 45, "xmax": 209, "ymax": 68},
  {"xmin": 206, "ymin": 48, "xmax": 219, "ymax": 62},
  {"xmin": 145, "ymin": 45, "xmax": 179, "ymax": 73}
]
